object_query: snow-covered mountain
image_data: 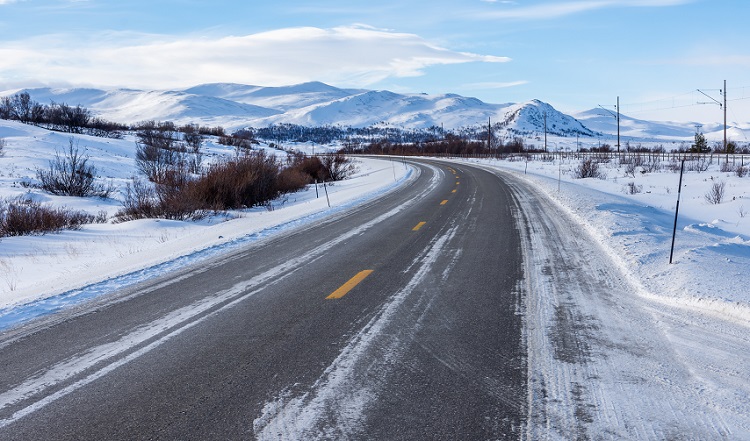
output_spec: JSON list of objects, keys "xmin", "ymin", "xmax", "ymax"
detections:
[
  {"xmin": 2, "ymin": 81, "xmax": 726, "ymax": 141},
  {"xmin": 13, "ymin": 86, "xmax": 281, "ymax": 127},
  {"xmin": 183, "ymin": 81, "xmax": 364, "ymax": 113},
  {"xmin": 574, "ymin": 108, "xmax": 697, "ymax": 139},
  {"xmin": 500, "ymin": 99, "xmax": 596, "ymax": 137}
]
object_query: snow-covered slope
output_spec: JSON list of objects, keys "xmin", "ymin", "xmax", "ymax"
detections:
[
  {"xmin": 254, "ymin": 89, "xmax": 513, "ymax": 129},
  {"xmin": 183, "ymin": 81, "xmax": 364, "ymax": 113},
  {"xmin": 3, "ymin": 87, "xmax": 282, "ymax": 127},
  {"xmin": 500, "ymin": 99, "xmax": 595, "ymax": 137},
  {"xmin": 575, "ymin": 108, "xmax": 698, "ymax": 140}
]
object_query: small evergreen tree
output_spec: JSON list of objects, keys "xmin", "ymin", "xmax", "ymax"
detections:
[{"xmin": 691, "ymin": 132, "xmax": 709, "ymax": 153}]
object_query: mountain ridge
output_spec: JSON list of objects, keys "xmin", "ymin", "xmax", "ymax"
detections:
[{"xmin": 1, "ymin": 82, "xmax": 725, "ymax": 141}]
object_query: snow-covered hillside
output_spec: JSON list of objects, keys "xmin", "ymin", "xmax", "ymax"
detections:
[
  {"xmin": 184, "ymin": 81, "xmax": 365, "ymax": 112},
  {"xmin": 500, "ymin": 99, "xmax": 595, "ymax": 137}
]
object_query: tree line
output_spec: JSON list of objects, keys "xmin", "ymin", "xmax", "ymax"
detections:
[{"xmin": 0, "ymin": 92, "xmax": 127, "ymax": 138}]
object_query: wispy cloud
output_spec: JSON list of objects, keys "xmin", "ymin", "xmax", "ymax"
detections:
[
  {"xmin": 0, "ymin": 25, "xmax": 509, "ymax": 89},
  {"xmin": 462, "ymin": 80, "xmax": 529, "ymax": 89},
  {"xmin": 479, "ymin": 0, "xmax": 693, "ymax": 20}
]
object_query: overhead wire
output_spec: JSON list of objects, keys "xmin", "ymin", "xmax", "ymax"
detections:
[{"xmin": 617, "ymin": 85, "xmax": 750, "ymax": 118}]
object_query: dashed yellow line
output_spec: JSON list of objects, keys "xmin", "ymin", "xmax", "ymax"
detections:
[
  {"xmin": 440, "ymin": 200, "xmax": 448, "ymax": 205},
  {"xmin": 452, "ymin": 189, "xmax": 457, "ymax": 193},
  {"xmin": 413, "ymin": 221, "xmax": 427, "ymax": 231},
  {"xmin": 326, "ymin": 270, "xmax": 374, "ymax": 299}
]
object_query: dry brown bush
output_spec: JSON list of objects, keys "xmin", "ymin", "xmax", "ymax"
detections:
[{"xmin": 1, "ymin": 197, "xmax": 98, "ymax": 237}]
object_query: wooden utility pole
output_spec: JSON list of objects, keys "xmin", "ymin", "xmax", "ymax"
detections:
[
  {"xmin": 616, "ymin": 96, "xmax": 620, "ymax": 153},
  {"xmin": 543, "ymin": 111, "xmax": 547, "ymax": 152},
  {"xmin": 488, "ymin": 117, "xmax": 491, "ymax": 152},
  {"xmin": 723, "ymin": 80, "xmax": 727, "ymax": 153}
]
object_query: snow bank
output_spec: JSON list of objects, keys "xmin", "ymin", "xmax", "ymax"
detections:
[{"xmin": 458, "ymin": 155, "xmax": 750, "ymax": 324}]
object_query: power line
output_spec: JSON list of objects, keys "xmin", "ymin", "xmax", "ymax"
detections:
[{"xmin": 614, "ymin": 84, "xmax": 750, "ymax": 116}]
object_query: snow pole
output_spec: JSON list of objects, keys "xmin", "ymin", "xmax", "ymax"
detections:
[{"xmin": 669, "ymin": 159, "xmax": 686, "ymax": 264}]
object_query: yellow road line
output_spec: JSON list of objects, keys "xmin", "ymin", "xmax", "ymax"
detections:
[
  {"xmin": 440, "ymin": 200, "xmax": 448, "ymax": 205},
  {"xmin": 412, "ymin": 221, "xmax": 427, "ymax": 231},
  {"xmin": 326, "ymin": 270, "xmax": 374, "ymax": 299},
  {"xmin": 452, "ymin": 189, "xmax": 457, "ymax": 193},
  {"xmin": 456, "ymin": 182, "xmax": 460, "ymax": 185}
]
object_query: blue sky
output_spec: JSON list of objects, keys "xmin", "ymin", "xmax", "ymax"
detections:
[{"xmin": 0, "ymin": 0, "xmax": 748, "ymax": 123}]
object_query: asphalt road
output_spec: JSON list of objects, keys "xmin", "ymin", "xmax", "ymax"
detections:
[{"xmin": 0, "ymin": 159, "xmax": 527, "ymax": 440}]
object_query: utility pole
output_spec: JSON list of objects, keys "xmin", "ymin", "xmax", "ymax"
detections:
[
  {"xmin": 598, "ymin": 98, "xmax": 620, "ymax": 153},
  {"xmin": 723, "ymin": 80, "xmax": 727, "ymax": 153},
  {"xmin": 543, "ymin": 111, "xmax": 547, "ymax": 152},
  {"xmin": 487, "ymin": 117, "xmax": 491, "ymax": 153},
  {"xmin": 697, "ymin": 81, "xmax": 728, "ymax": 153},
  {"xmin": 616, "ymin": 96, "xmax": 621, "ymax": 153}
]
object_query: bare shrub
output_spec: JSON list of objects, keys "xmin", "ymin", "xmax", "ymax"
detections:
[
  {"xmin": 320, "ymin": 154, "xmax": 357, "ymax": 181},
  {"xmin": 134, "ymin": 121, "xmax": 186, "ymax": 183},
  {"xmin": 624, "ymin": 161, "xmax": 637, "ymax": 178},
  {"xmin": 667, "ymin": 160, "xmax": 683, "ymax": 173},
  {"xmin": 642, "ymin": 158, "xmax": 661, "ymax": 174},
  {"xmin": 115, "ymin": 178, "xmax": 160, "ymax": 222},
  {"xmin": 686, "ymin": 156, "xmax": 711, "ymax": 173},
  {"xmin": 704, "ymin": 181, "xmax": 726, "ymax": 204},
  {"xmin": 188, "ymin": 152, "xmax": 281, "ymax": 210},
  {"xmin": 625, "ymin": 182, "xmax": 643, "ymax": 195},
  {"xmin": 290, "ymin": 156, "xmax": 327, "ymax": 182},
  {"xmin": 154, "ymin": 167, "xmax": 204, "ymax": 220},
  {"xmin": 1, "ymin": 196, "xmax": 95, "ymax": 237},
  {"xmin": 0, "ymin": 137, "xmax": 5, "ymax": 157},
  {"xmin": 182, "ymin": 126, "xmax": 204, "ymax": 174},
  {"xmin": 276, "ymin": 167, "xmax": 311, "ymax": 194},
  {"xmin": 736, "ymin": 166, "xmax": 747, "ymax": 178},
  {"xmin": 720, "ymin": 161, "xmax": 733, "ymax": 173},
  {"xmin": 116, "ymin": 151, "xmax": 301, "ymax": 221},
  {"xmin": 36, "ymin": 138, "xmax": 112, "ymax": 197},
  {"xmin": 573, "ymin": 159, "xmax": 605, "ymax": 179},
  {"xmin": 117, "ymin": 171, "xmax": 202, "ymax": 222}
]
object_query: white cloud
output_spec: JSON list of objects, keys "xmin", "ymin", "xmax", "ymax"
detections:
[
  {"xmin": 0, "ymin": 26, "xmax": 510, "ymax": 89},
  {"xmin": 462, "ymin": 80, "xmax": 529, "ymax": 89},
  {"xmin": 479, "ymin": 0, "xmax": 693, "ymax": 20}
]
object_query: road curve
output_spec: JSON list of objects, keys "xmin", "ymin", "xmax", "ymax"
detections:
[{"xmin": 0, "ymin": 159, "xmax": 527, "ymax": 440}]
